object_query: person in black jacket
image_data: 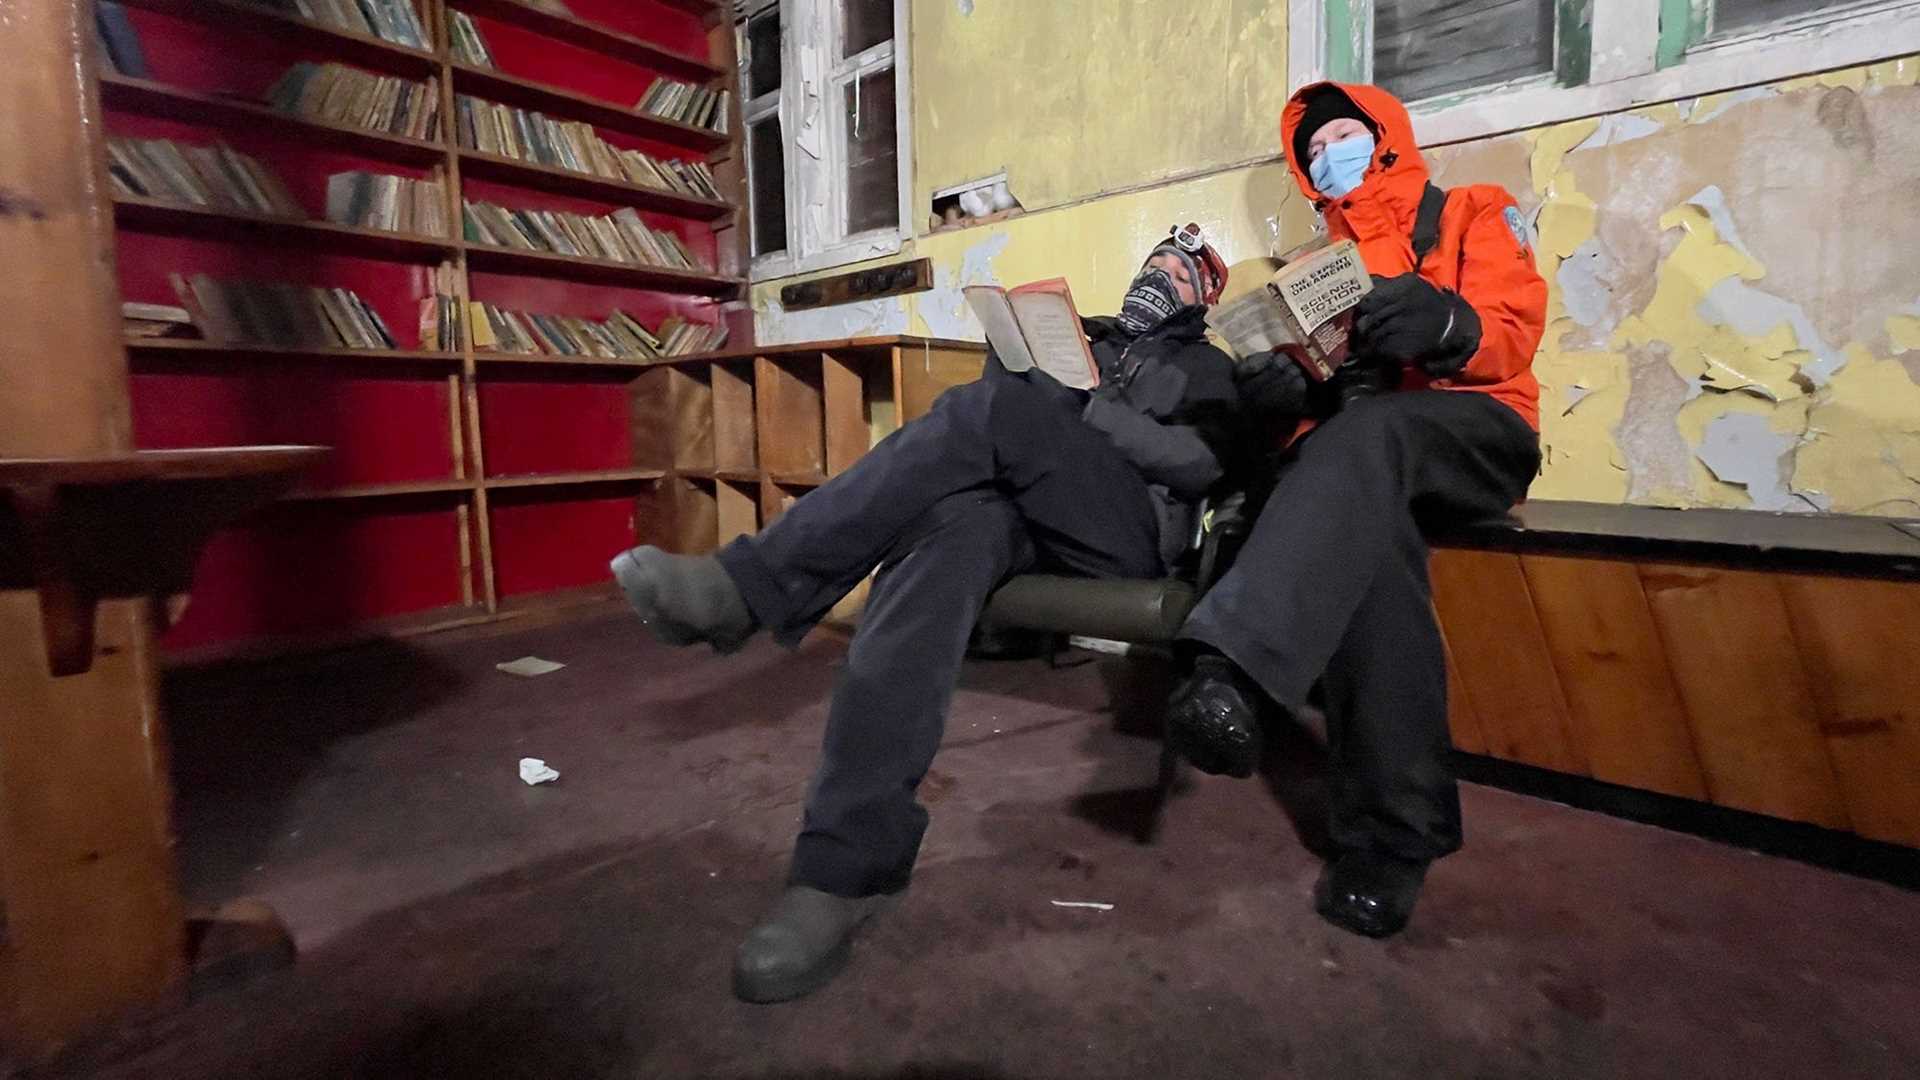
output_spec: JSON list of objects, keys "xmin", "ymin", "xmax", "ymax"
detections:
[{"xmin": 611, "ymin": 228, "xmax": 1244, "ymax": 1003}]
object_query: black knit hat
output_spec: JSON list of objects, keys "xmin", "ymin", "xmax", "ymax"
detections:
[{"xmin": 1291, "ymin": 85, "xmax": 1375, "ymax": 174}]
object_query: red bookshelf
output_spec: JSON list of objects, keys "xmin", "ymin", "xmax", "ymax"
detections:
[{"xmin": 103, "ymin": 0, "xmax": 749, "ymax": 661}]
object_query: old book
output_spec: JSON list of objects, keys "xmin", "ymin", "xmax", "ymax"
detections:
[
  {"xmin": 105, "ymin": 139, "xmax": 165, "ymax": 198},
  {"xmin": 964, "ymin": 278, "xmax": 1100, "ymax": 390},
  {"xmin": 418, "ymin": 295, "xmax": 439, "ymax": 350},
  {"xmin": 1205, "ymin": 238, "xmax": 1373, "ymax": 381},
  {"xmin": 142, "ymin": 141, "xmax": 214, "ymax": 206},
  {"xmin": 95, "ymin": 2, "xmax": 150, "ymax": 77},
  {"xmin": 467, "ymin": 301, "xmax": 498, "ymax": 349},
  {"xmin": 122, "ymin": 301, "xmax": 196, "ymax": 338},
  {"xmin": 170, "ymin": 274, "xmax": 240, "ymax": 343},
  {"xmin": 310, "ymin": 287, "xmax": 356, "ymax": 346},
  {"xmin": 223, "ymin": 146, "xmax": 303, "ymax": 216},
  {"xmin": 167, "ymin": 274, "xmax": 220, "ymax": 341},
  {"xmin": 449, "ymin": 11, "xmax": 494, "ymax": 67}
]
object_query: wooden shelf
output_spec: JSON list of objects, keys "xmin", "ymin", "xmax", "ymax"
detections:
[
  {"xmin": 767, "ymin": 472, "xmax": 828, "ymax": 488},
  {"xmin": 682, "ymin": 468, "xmax": 762, "ymax": 483},
  {"xmin": 655, "ymin": 336, "xmax": 991, "ymax": 365},
  {"xmin": 464, "ymin": 243, "xmax": 741, "ymax": 294},
  {"xmin": 99, "ymin": 75, "xmax": 447, "ymax": 167},
  {"xmin": 117, "ymin": 0, "xmax": 439, "ymax": 77},
  {"xmin": 451, "ymin": 63, "xmax": 728, "ymax": 150},
  {"xmin": 483, "ymin": 468, "xmax": 666, "ymax": 489},
  {"xmin": 472, "ymin": 351, "xmax": 658, "ymax": 371},
  {"xmin": 125, "ymin": 339, "xmax": 464, "ymax": 367},
  {"xmin": 113, "ymin": 197, "xmax": 456, "ymax": 263},
  {"xmin": 456, "ymin": 150, "xmax": 732, "ymax": 218},
  {"xmin": 284, "ymin": 478, "xmax": 475, "ymax": 501},
  {"xmin": 456, "ymin": 0, "xmax": 722, "ymax": 80}
]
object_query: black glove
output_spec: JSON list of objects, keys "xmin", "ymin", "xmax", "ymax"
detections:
[
  {"xmin": 1327, "ymin": 354, "xmax": 1399, "ymax": 409},
  {"xmin": 1352, "ymin": 273, "xmax": 1482, "ymax": 377},
  {"xmin": 1235, "ymin": 349, "xmax": 1310, "ymax": 418}
]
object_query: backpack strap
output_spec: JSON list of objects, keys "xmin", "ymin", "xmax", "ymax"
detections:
[{"xmin": 1412, "ymin": 182, "xmax": 1450, "ymax": 269}]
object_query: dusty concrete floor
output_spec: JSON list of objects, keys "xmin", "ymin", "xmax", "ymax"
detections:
[{"xmin": 29, "ymin": 606, "xmax": 1920, "ymax": 1078}]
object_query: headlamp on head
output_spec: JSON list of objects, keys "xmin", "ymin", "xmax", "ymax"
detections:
[{"xmin": 1164, "ymin": 222, "xmax": 1228, "ymax": 306}]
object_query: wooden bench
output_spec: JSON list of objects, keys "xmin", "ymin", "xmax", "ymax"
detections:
[
  {"xmin": 1428, "ymin": 501, "xmax": 1920, "ymax": 850},
  {"xmin": 980, "ymin": 500, "xmax": 1920, "ymax": 850}
]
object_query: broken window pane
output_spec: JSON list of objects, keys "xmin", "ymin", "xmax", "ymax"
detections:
[
  {"xmin": 1713, "ymin": 0, "xmax": 1847, "ymax": 36},
  {"xmin": 745, "ymin": 7, "xmax": 781, "ymax": 100},
  {"xmin": 1373, "ymin": 0, "xmax": 1556, "ymax": 103},
  {"xmin": 842, "ymin": 0, "xmax": 892, "ymax": 59},
  {"xmin": 749, "ymin": 116, "xmax": 787, "ymax": 256},
  {"xmin": 843, "ymin": 67, "xmax": 898, "ymax": 235}
]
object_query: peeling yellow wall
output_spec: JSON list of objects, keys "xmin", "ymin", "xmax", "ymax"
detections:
[
  {"xmin": 1428, "ymin": 56, "xmax": 1920, "ymax": 516},
  {"xmin": 754, "ymin": 5, "xmax": 1920, "ymax": 518}
]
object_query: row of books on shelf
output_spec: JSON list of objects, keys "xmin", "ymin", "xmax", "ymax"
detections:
[
  {"xmin": 464, "ymin": 201, "xmax": 699, "ymax": 271},
  {"xmin": 268, "ymin": 62, "xmax": 441, "ymax": 141},
  {"xmin": 470, "ymin": 302, "xmax": 726, "ymax": 360},
  {"xmin": 637, "ymin": 78, "xmax": 730, "ymax": 134},
  {"xmin": 104, "ymin": 132, "xmax": 725, "ymax": 276},
  {"xmin": 99, "ymin": 5, "xmax": 732, "ymax": 152},
  {"xmin": 104, "ymin": 0, "xmax": 577, "ymax": 61},
  {"xmin": 248, "ymin": 0, "xmax": 429, "ymax": 49},
  {"xmin": 169, "ymin": 273, "xmax": 399, "ymax": 349},
  {"xmin": 455, "ymin": 96, "xmax": 722, "ymax": 201},
  {"xmin": 124, "ymin": 275, "xmax": 724, "ymax": 361},
  {"xmin": 327, "ymin": 169, "xmax": 450, "ymax": 236},
  {"xmin": 448, "ymin": 10, "xmax": 496, "ymax": 68},
  {"xmin": 107, "ymin": 136, "xmax": 304, "ymax": 218}
]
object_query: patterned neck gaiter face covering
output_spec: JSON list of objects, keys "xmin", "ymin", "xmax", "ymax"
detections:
[{"xmin": 1117, "ymin": 268, "xmax": 1182, "ymax": 334}]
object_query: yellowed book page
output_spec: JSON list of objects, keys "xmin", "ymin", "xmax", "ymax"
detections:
[
  {"xmin": 964, "ymin": 285, "xmax": 1036, "ymax": 373},
  {"xmin": 1205, "ymin": 289, "xmax": 1299, "ymax": 360},
  {"xmin": 1007, "ymin": 290, "xmax": 1099, "ymax": 389}
]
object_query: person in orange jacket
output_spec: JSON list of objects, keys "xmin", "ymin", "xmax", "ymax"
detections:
[{"xmin": 1166, "ymin": 81, "xmax": 1547, "ymax": 938}]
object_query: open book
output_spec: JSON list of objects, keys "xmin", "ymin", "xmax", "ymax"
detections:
[
  {"xmin": 1205, "ymin": 239, "xmax": 1372, "ymax": 381},
  {"xmin": 964, "ymin": 278, "xmax": 1101, "ymax": 390}
]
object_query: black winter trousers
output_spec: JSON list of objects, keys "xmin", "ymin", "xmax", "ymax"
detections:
[
  {"xmin": 716, "ymin": 366, "xmax": 1162, "ymax": 897},
  {"xmin": 1182, "ymin": 390, "xmax": 1539, "ymax": 864}
]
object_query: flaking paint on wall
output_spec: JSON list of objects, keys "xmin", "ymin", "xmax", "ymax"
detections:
[
  {"xmin": 752, "ymin": 291, "xmax": 912, "ymax": 342},
  {"xmin": 1429, "ymin": 55, "xmax": 1920, "ymax": 515}
]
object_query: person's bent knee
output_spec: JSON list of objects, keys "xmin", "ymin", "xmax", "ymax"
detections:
[
  {"xmin": 880, "ymin": 490, "xmax": 1021, "ymax": 568},
  {"xmin": 1300, "ymin": 396, "xmax": 1410, "ymax": 464}
]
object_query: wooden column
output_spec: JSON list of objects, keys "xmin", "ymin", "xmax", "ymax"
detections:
[
  {"xmin": 0, "ymin": 0, "xmax": 133, "ymax": 458},
  {"xmin": 0, "ymin": 0, "xmax": 188, "ymax": 1051}
]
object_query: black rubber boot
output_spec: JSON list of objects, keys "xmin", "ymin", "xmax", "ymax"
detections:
[
  {"xmin": 732, "ymin": 886, "xmax": 895, "ymax": 1004},
  {"xmin": 1313, "ymin": 851, "xmax": 1430, "ymax": 939},
  {"xmin": 610, "ymin": 546, "xmax": 756, "ymax": 653},
  {"xmin": 1164, "ymin": 654, "xmax": 1266, "ymax": 778}
]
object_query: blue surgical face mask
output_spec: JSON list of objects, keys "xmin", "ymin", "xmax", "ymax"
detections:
[{"xmin": 1308, "ymin": 132, "xmax": 1376, "ymax": 198}]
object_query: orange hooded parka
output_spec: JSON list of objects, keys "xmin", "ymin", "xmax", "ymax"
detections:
[{"xmin": 1281, "ymin": 82, "xmax": 1547, "ymax": 430}]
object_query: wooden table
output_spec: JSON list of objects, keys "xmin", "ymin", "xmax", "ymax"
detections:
[{"xmin": 0, "ymin": 448, "xmax": 324, "ymax": 1050}]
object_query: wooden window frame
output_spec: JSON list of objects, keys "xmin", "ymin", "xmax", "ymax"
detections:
[
  {"xmin": 738, "ymin": 0, "xmax": 914, "ymax": 281},
  {"xmin": 1291, "ymin": 0, "xmax": 1920, "ymax": 147}
]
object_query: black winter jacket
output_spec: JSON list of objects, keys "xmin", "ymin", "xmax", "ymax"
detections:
[{"xmin": 1077, "ymin": 306, "xmax": 1250, "ymax": 564}]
